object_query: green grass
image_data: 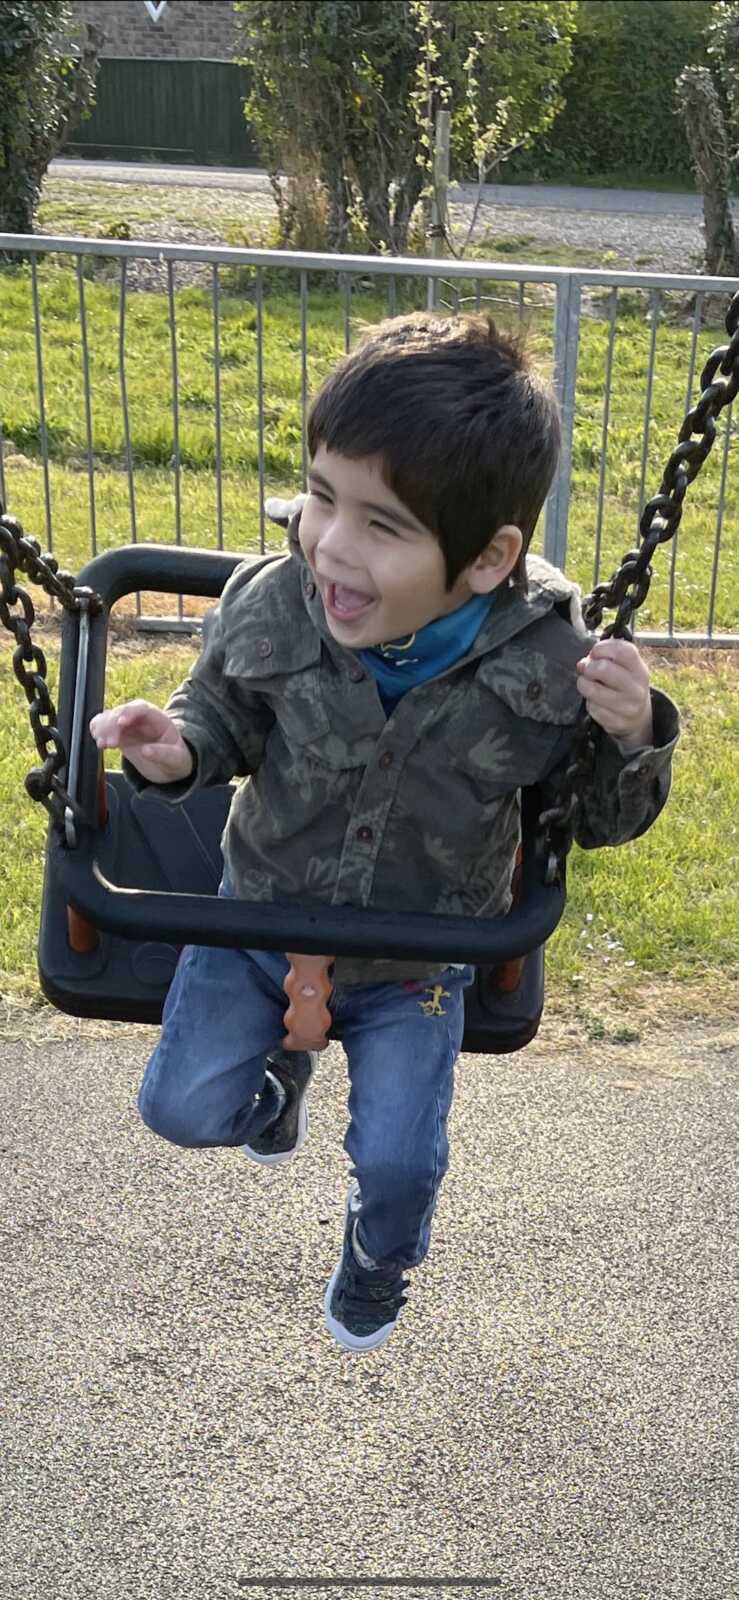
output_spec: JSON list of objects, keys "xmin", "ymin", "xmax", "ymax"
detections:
[
  {"xmin": 36, "ymin": 176, "xmax": 277, "ymax": 248},
  {"xmin": 498, "ymin": 168, "xmax": 700, "ymax": 194},
  {"xmin": 473, "ymin": 230, "xmax": 611, "ymax": 270},
  {"xmin": 1, "ymin": 260, "xmax": 737, "ymax": 634},
  {"xmin": 552, "ymin": 653, "xmax": 739, "ymax": 993},
  {"xmin": 0, "ymin": 644, "xmax": 737, "ymax": 1014}
]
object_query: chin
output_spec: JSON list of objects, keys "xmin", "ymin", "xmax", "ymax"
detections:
[{"xmin": 329, "ymin": 621, "xmax": 380, "ymax": 648}]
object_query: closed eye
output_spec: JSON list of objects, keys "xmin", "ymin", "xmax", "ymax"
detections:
[{"xmin": 309, "ymin": 489, "xmax": 397, "ymax": 535}]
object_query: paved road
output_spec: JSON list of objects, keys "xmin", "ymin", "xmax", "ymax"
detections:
[
  {"xmin": 2, "ymin": 1007, "xmax": 737, "ymax": 1598},
  {"xmin": 49, "ymin": 158, "xmax": 739, "ymax": 220}
]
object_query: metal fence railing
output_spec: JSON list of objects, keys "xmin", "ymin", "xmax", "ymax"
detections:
[{"xmin": 1, "ymin": 233, "xmax": 737, "ymax": 646}]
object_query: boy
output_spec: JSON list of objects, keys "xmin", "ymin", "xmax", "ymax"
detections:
[{"xmin": 90, "ymin": 313, "xmax": 679, "ymax": 1353}]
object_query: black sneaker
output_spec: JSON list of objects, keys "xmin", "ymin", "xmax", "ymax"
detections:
[
  {"xmin": 240, "ymin": 1049, "xmax": 315, "ymax": 1168},
  {"xmin": 324, "ymin": 1180, "xmax": 410, "ymax": 1351}
]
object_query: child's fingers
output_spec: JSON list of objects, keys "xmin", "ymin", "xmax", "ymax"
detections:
[
  {"xmin": 89, "ymin": 702, "xmax": 159, "ymax": 749},
  {"xmin": 576, "ymin": 639, "xmax": 649, "ymax": 692},
  {"xmin": 577, "ymin": 657, "xmax": 632, "ymax": 697},
  {"xmin": 576, "ymin": 676, "xmax": 637, "ymax": 714},
  {"xmin": 89, "ymin": 712, "xmax": 121, "ymax": 748},
  {"xmin": 576, "ymin": 671, "xmax": 652, "ymax": 744},
  {"xmin": 576, "ymin": 663, "xmax": 645, "ymax": 703},
  {"xmin": 89, "ymin": 711, "xmax": 136, "ymax": 748},
  {"xmin": 587, "ymin": 638, "xmax": 639, "ymax": 663},
  {"xmin": 579, "ymin": 637, "xmax": 649, "ymax": 669}
]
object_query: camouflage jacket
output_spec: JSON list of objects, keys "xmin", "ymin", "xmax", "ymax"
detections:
[{"xmin": 126, "ymin": 532, "xmax": 679, "ymax": 986}]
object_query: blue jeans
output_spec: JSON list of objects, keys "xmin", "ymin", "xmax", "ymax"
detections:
[{"xmin": 137, "ymin": 885, "xmax": 474, "ymax": 1268}]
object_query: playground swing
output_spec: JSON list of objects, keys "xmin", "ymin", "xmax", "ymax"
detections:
[{"xmin": 0, "ymin": 291, "xmax": 737, "ymax": 1054}]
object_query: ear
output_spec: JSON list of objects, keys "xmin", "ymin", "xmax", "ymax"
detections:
[{"xmin": 465, "ymin": 525, "xmax": 523, "ymax": 594}]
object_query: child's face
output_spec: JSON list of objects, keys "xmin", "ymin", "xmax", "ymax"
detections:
[{"xmin": 299, "ymin": 448, "xmax": 482, "ymax": 648}]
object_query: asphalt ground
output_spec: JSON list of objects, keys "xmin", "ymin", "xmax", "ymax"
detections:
[
  {"xmin": 48, "ymin": 160, "xmax": 739, "ymax": 219},
  {"xmin": 1, "ymin": 1005, "xmax": 737, "ymax": 1599}
]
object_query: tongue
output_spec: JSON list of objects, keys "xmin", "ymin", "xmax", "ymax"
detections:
[{"xmin": 334, "ymin": 583, "xmax": 373, "ymax": 608}]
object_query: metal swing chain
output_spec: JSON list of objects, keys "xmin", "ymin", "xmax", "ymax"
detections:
[
  {"xmin": 0, "ymin": 512, "xmax": 102, "ymax": 827},
  {"xmin": 539, "ymin": 287, "xmax": 739, "ymax": 880}
]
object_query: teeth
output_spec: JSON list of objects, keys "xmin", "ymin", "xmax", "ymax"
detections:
[{"xmin": 333, "ymin": 583, "xmax": 373, "ymax": 610}]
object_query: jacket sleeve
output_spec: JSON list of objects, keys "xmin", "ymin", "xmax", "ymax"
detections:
[
  {"xmin": 539, "ymin": 686, "xmax": 680, "ymax": 849},
  {"xmin": 122, "ymin": 594, "xmax": 275, "ymax": 804}
]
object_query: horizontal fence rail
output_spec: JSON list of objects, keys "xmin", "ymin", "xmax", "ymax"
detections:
[{"xmin": 0, "ymin": 233, "xmax": 737, "ymax": 646}]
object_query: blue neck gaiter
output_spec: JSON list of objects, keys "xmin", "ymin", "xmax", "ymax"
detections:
[{"xmin": 357, "ymin": 591, "xmax": 496, "ymax": 715}]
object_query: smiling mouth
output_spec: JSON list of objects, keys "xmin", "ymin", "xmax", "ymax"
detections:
[{"xmin": 325, "ymin": 581, "xmax": 377, "ymax": 621}]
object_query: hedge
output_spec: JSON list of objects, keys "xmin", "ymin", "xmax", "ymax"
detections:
[{"xmin": 503, "ymin": 0, "xmax": 714, "ymax": 186}]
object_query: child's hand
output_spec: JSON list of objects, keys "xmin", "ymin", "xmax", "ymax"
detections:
[
  {"xmin": 89, "ymin": 700, "xmax": 194, "ymax": 785},
  {"xmin": 575, "ymin": 638, "xmax": 653, "ymax": 751}
]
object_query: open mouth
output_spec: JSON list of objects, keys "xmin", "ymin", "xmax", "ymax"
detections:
[{"xmin": 325, "ymin": 581, "xmax": 377, "ymax": 622}]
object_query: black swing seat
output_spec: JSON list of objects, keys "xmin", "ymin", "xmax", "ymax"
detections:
[{"xmin": 39, "ymin": 544, "xmax": 566, "ymax": 1054}]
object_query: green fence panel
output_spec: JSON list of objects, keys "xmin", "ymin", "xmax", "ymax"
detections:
[{"xmin": 67, "ymin": 57, "xmax": 261, "ymax": 167}]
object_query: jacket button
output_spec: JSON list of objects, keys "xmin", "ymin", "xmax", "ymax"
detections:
[
  {"xmin": 257, "ymin": 638, "xmax": 273, "ymax": 658},
  {"xmin": 357, "ymin": 825, "xmax": 373, "ymax": 843},
  {"xmin": 379, "ymin": 751, "xmax": 393, "ymax": 769},
  {"xmin": 349, "ymin": 666, "xmax": 364, "ymax": 682},
  {"xmin": 526, "ymin": 680, "xmax": 542, "ymax": 701},
  {"xmin": 305, "ymin": 581, "xmax": 316, "ymax": 599}
]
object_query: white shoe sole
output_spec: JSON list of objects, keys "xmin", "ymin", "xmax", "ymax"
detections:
[
  {"xmin": 323, "ymin": 1181, "xmax": 402, "ymax": 1351},
  {"xmin": 323, "ymin": 1259, "xmax": 400, "ymax": 1351},
  {"xmin": 239, "ymin": 1096, "xmax": 309, "ymax": 1168}
]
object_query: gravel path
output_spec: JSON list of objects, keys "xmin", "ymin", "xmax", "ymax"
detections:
[
  {"xmin": 2, "ymin": 1005, "xmax": 737, "ymax": 1597},
  {"xmin": 448, "ymin": 186, "xmax": 707, "ymax": 276},
  {"xmin": 43, "ymin": 163, "xmax": 725, "ymax": 277}
]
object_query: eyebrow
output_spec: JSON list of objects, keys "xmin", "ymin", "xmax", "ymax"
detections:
[{"xmin": 308, "ymin": 468, "xmax": 423, "ymax": 533}]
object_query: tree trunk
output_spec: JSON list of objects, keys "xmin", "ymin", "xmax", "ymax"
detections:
[
  {"xmin": 676, "ymin": 66, "xmax": 739, "ymax": 278},
  {"xmin": 390, "ymin": 165, "xmax": 425, "ymax": 254},
  {"xmin": 358, "ymin": 173, "xmax": 393, "ymax": 253},
  {"xmin": 0, "ymin": 161, "xmax": 36, "ymax": 236},
  {"xmin": 322, "ymin": 157, "xmax": 351, "ymax": 253},
  {"xmin": 267, "ymin": 169, "xmax": 292, "ymax": 246},
  {"xmin": 352, "ymin": 146, "xmax": 424, "ymax": 255}
]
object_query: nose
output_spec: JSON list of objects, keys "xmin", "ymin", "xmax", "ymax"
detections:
[{"xmin": 314, "ymin": 511, "xmax": 361, "ymax": 573}]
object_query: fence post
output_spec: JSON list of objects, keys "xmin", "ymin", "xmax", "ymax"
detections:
[
  {"xmin": 545, "ymin": 274, "xmax": 581, "ymax": 572},
  {"xmin": 427, "ymin": 108, "xmax": 450, "ymax": 313}
]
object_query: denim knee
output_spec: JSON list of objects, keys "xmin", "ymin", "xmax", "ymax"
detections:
[
  {"xmin": 137, "ymin": 1078, "xmax": 204, "ymax": 1147},
  {"xmin": 354, "ymin": 1153, "xmax": 446, "ymax": 1209},
  {"xmin": 136, "ymin": 1068, "xmax": 254, "ymax": 1149}
]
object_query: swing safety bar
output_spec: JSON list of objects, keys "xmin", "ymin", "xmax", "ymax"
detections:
[
  {"xmin": 52, "ymin": 786, "xmax": 561, "ymax": 964},
  {"xmin": 54, "ymin": 544, "xmax": 565, "ymax": 965}
]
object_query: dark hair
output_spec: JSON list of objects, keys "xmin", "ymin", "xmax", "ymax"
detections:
[{"xmin": 307, "ymin": 311, "xmax": 560, "ymax": 593}]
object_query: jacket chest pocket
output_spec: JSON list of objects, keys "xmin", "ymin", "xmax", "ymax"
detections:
[
  {"xmin": 264, "ymin": 664, "xmax": 377, "ymax": 770},
  {"xmin": 270, "ymin": 672, "xmax": 374, "ymax": 771},
  {"xmin": 279, "ymin": 688, "xmax": 377, "ymax": 770},
  {"xmin": 223, "ymin": 639, "xmax": 331, "ymax": 749},
  {"xmin": 271, "ymin": 671, "xmax": 332, "ymax": 749},
  {"xmin": 451, "ymin": 651, "xmax": 582, "ymax": 795}
]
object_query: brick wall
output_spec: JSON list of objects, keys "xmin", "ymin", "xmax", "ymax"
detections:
[{"xmin": 72, "ymin": 1, "xmax": 238, "ymax": 61}]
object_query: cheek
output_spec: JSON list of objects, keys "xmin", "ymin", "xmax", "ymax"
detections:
[
  {"xmin": 383, "ymin": 553, "xmax": 436, "ymax": 600},
  {"xmin": 298, "ymin": 510, "xmax": 319, "ymax": 565}
]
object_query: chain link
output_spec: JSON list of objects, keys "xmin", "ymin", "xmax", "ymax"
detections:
[
  {"xmin": 0, "ymin": 510, "xmax": 102, "ymax": 828},
  {"xmin": 540, "ymin": 288, "xmax": 739, "ymax": 877}
]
